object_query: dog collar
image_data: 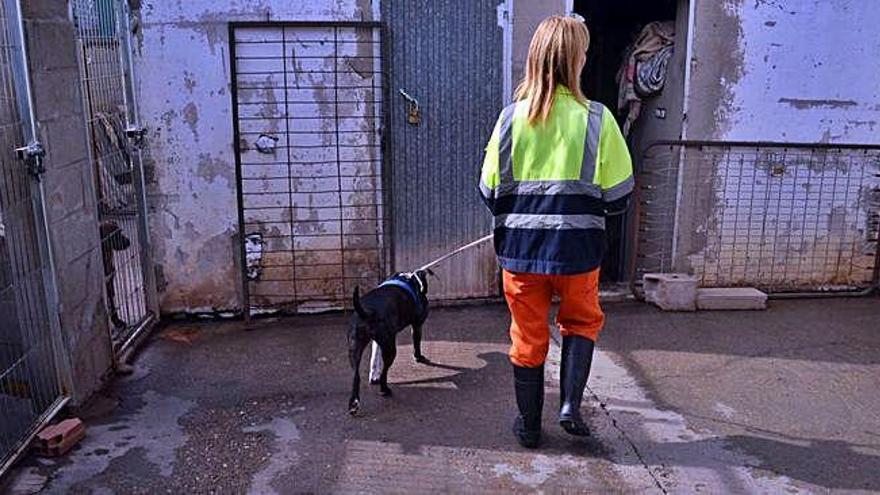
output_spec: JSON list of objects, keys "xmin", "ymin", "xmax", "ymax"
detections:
[{"xmin": 378, "ymin": 277, "xmax": 425, "ymax": 315}]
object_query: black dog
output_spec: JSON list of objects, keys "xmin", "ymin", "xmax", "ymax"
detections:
[
  {"xmin": 100, "ymin": 221, "xmax": 131, "ymax": 329},
  {"xmin": 348, "ymin": 269, "xmax": 432, "ymax": 415}
]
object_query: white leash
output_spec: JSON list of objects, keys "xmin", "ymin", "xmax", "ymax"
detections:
[{"xmin": 416, "ymin": 233, "xmax": 494, "ymax": 273}]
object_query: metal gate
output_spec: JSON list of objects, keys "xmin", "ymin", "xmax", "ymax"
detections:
[
  {"xmin": 633, "ymin": 141, "xmax": 880, "ymax": 293},
  {"xmin": 0, "ymin": 0, "xmax": 68, "ymax": 473},
  {"xmin": 384, "ymin": 0, "xmax": 504, "ymax": 301},
  {"xmin": 230, "ymin": 22, "xmax": 388, "ymax": 315},
  {"xmin": 70, "ymin": 0, "xmax": 156, "ymax": 353}
]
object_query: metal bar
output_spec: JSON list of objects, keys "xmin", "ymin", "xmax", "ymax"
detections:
[
  {"xmin": 232, "ymin": 23, "xmax": 387, "ymax": 313},
  {"xmin": 281, "ymin": 24, "xmax": 297, "ymax": 312},
  {"xmin": 633, "ymin": 140, "xmax": 880, "ymax": 296},
  {"xmin": 230, "ymin": 21, "xmax": 384, "ymax": 28},
  {"xmin": 116, "ymin": 0, "xmax": 158, "ymax": 322},
  {"xmin": 649, "ymin": 139, "xmax": 880, "ymax": 151},
  {"xmin": 228, "ymin": 23, "xmax": 251, "ymax": 322},
  {"xmin": 5, "ymin": 0, "xmax": 71, "ymax": 389},
  {"xmin": 333, "ymin": 27, "xmax": 347, "ymax": 296},
  {"xmin": 0, "ymin": 396, "xmax": 69, "ymax": 478},
  {"xmin": 380, "ymin": 21, "xmax": 394, "ymax": 277},
  {"xmin": 116, "ymin": 312, "xmax": 156, "ymax": 358}
]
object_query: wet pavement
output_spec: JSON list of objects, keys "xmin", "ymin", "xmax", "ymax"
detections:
[{"xmin": 3, "ymin": 297, "xmax": 879, "ymax": 493}]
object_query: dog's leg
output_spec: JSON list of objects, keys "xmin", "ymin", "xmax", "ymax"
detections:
[
  {"xmin": 368, "ymin": 341, "xmax": 383, "ymax": 384},
  {"xmin": 107, "ymin": 274, "xmax": 126, "ymax": 329},
  {"xmin": 412, "ymin": 324, "xmax": 429, "ymax": 364},
  {"xmin": 378, "ymin": 341, "xmax": 397, "ymax": 397},
  {"xmin": 348, "ymin": 336, "xmax": 369, "ymax": 415}
]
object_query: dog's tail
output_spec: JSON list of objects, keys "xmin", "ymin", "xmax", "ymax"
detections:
[{"xmin": 352, "ymin": 286, "xmax": 373, "ymax": 320}]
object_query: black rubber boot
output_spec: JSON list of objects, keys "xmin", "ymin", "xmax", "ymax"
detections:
[
  {"xmin": 559, "ymin": 335, "xmax": 594, "ymax": 436},
  {"xmin": 512, "ymin": 364, "xmax": 544, "ymax": 449}
]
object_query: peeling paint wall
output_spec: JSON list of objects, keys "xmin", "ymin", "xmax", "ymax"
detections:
[
  {"xmin": 686, "ymin": 0, "xmax": 880, "ymax": 143},
  {"xmin": 132, "ymin": 1, "xmax": 376, "ymax": 313},
  {"xmin": 669, "ymin": 0, "xmax": 880, "ymax": 289}
]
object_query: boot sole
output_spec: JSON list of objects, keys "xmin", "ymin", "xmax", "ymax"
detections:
[{"xmin": 560, "ymin": 419, "xmax": 591, "ymax": 437}]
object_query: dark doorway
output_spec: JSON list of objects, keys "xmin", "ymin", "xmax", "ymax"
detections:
[{"xmin": 574, "ymin": 0, "xmax": 679, "ymax": 284}]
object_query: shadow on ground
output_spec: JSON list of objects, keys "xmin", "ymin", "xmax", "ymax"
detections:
[
  {"xmin": 18, "ymin": 305, "xmax": 631, "ymax": 494},
  {"xmin": 6, "ymin": 297, "xmax": 879, "ymax": 493}
]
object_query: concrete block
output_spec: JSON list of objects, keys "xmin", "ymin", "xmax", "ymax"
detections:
[
  {"xmin": 28, "ymin": 21, "xmax": 79, "ymax": 71},
  {"xmin": 643, "ymin": 273, "xmax": 698, "ymax": 311},
  {"xmin": 41, "ymin": 115, "xmax": 90, "ymax": 171},
  {"xmin": 22, "ymin": 0, "xmax": 71, "ymax": 20},
  {"xmin": 31, "ymin": 67, "xmax": 82, "ymax": 121},
  {"xmin": 697, "ymin": 288, "xmax": 768, "ymax": 311},
  {"xmin": 43, "ymin": 161, "xmax": 92, "ymax": 224},
  {"xmin": 49, "ymin": 208, "xmax": 101, "ymax": 266}
]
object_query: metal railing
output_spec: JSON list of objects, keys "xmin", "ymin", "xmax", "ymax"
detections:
[
  {"xmin": 230, "ymin": 22, "xmax": 389, "ymax": 316},
  {"xmin": 632, "ymin": 140, "xmax": 880, "ymax": 294},
  {"xmin": 70, "ymin": 0, "xmax": 156, "ymax": 353},
  {"xmin": 0, "ymin": 0, "xmax": 68, "ymax": 475}
]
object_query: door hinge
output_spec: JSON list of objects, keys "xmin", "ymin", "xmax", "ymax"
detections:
[
  {"xmin": 125, "ymin": 126, "xmax": 147, "ymax": 149},
  {"xmin": 16, "ymin": 140, "xmax": 46, "ymax": 179}
]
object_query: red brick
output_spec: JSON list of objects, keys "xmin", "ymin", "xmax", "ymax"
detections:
[{"xmin": 36, "ymin": 418, "xmax": 86, "ymax": 457}]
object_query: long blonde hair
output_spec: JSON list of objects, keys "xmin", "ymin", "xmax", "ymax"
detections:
[{"xmin": 514, "ymin": 15, "xmax": 590, "ymax": 125}]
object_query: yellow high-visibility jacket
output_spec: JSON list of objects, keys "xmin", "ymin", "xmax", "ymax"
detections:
[{"xmin": 479, "ymin": 86, "xmax": 633, "ymax": 275}]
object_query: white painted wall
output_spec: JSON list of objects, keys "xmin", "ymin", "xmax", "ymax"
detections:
[
  {"xmin": 670, "ymin": 0, "xmax": 880, "ymax": 289},
  {"xmin": 687, "ymin": 0, "xmax": 880, "ymax": 143}
]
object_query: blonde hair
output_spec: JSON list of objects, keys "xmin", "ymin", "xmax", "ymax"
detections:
[{"xmin": 514, "ymin": 15, "xmax": 590, "ymax": 125}]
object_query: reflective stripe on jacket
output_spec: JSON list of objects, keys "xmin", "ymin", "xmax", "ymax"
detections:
[{"xmin": 479, "ymin": 86, "xmax": 634, "ymax": 275}]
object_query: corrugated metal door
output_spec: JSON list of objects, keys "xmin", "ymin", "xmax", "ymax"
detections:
[{"xmin": 385, "ymin": 1, "xmax": 504, "ymax": 301}]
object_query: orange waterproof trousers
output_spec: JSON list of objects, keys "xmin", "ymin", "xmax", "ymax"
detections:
[{"xmin": 502, "ymin": 269, "xmax": 605, "ymax": 368}]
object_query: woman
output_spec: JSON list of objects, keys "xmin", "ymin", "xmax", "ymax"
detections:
[{"xmin": 479, "ymin": 15, "xmax": 633, "ymax": 448}]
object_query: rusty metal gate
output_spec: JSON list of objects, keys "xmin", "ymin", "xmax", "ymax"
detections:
[
  {"xmin": 633, "ymin": 141, "xmax": 880, "ymax": 293},
  {"xmin": 70, "ymin": 0, "xmax": 156, "ymax": 353},
  {"xmin": 0, "ymin": 0, "xmax": 68, "ymax": 474},
  {"xmin": 384, "ymin": 0, "xmax": 504, "ymax": 301},
  {"xmin": 230, "ymin": 22, "xmax": 387, "ymax": 315}
]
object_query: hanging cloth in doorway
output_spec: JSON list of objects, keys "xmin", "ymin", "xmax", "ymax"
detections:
[{"xmin": 616, "ymin": 21, "xmax": 675, "ymax": 136}]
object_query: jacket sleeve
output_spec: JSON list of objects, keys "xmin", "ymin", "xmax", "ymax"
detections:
[
  {"xmin": 478, "ymin": 113, "xmax": 502, "ymax": 214},
  {"xmin": 597, "ymin": 106, "xmax": 634, "ymax": 216}
]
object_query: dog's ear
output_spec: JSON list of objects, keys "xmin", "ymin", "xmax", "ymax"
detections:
[{"xmin": 415, "ymin": 270, "xmax": 431, "ymax": 294}]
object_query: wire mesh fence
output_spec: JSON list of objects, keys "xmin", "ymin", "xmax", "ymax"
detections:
[
  {"xmin": 634, "ymin": 141, "xmax": 880, "ymax": 293},
  {"xmin": 0, "ymin": 0, "xmax": 65, "ymax": 473},
  {"xmin": 231, "ymin": 23, "xmax": 388, "ymax": 315},
  {"xmin": 70, "ymin": 0, "xmax": 152, "ymax": 347}
]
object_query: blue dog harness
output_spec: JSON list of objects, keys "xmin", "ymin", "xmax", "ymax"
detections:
[{"xmin": 378, "ymin": 275, "xmax": 426, "ymax": 317}]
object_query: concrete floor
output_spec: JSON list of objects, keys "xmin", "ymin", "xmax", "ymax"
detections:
[{"xmin": 4, "ymin": 297, "xmax": 880, "ymax": 493}]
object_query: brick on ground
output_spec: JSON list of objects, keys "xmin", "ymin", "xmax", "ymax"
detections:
[{"xmin": 697, "ymin": 287, "xmax": 768, "ymax": 310}]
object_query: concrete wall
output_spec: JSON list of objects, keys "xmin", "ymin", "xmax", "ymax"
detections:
[
  {"xmin": 134, "ymin": 0, "xmax": 558, "ymax": 313},
  {"xmin": 131, "ymin": 0, "xmax": 376, "ymax": 313},
  {"xmin": 23, "ymin": 0, "xmax": 113, "ymax": 404},
  {"xmin": 685, "ymin": 0, "xmax": 880, "ymax": 143},
  {"xmin": 667, "ymin": 0, "xmax": 880, "ymax": 288}
]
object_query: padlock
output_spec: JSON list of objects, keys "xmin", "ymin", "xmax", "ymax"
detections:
[
  {"xmin": 399, "ymin": 89, "xmax": 421, "ymax": 126},
  {"xmin": 407, "ymin": 103, "xmax": 421, "ymax": 125}
]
